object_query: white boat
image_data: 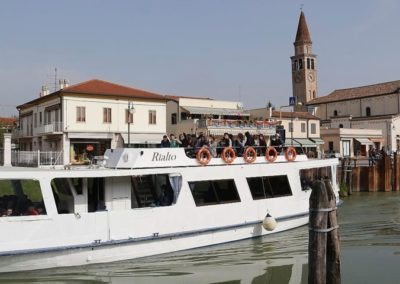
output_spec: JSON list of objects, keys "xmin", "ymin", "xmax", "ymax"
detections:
[{"xmin": 0, "ymin": 146, "xmax": 338, "ymax": 272}]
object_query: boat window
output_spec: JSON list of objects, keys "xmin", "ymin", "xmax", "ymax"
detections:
[
  {"xmin": 300, "ymin": 166, "xmax": 332, "ymax": 191},
  {"xmin": 131, "ymin": 174, "xmax": 177, "ymax": 208},
  {"xmin": 188, "ymin": 179, "xmax": 240, "ymax": 206},
  {"xmin": 51, "ymin": 179, "xmax": 75, "ymax": 214},
  {"xmin": 247, "ymin": 175, "xmax": 292, "ymax": 200},
  {"xmin": 0, "ymin": 179, "xmax": 46, "ymax": 217}
]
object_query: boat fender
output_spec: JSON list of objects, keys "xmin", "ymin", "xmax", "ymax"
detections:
[
  {"xmin": 265, "ymin": 146, "xmax": 278, "ymax": 162},
  {"xmin": 196, "ymin": 147, "xmax": 212, "ymax": 166},
  {"xmin": 243, "ymin": 147, "xmax": 257, "ymax": 163},
  {"xmin": 285, "ymin": 147, "xmax": 297, "ymax": 162},
  {"xmin": 262, "ymin": 213, "xmax": 277, "ymax": 231},
  {"xmin": 221, "ymin": 147, "xmax": 236, "ymax": 164}
]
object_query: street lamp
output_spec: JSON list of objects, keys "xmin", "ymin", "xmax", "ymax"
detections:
[{"xmin": 127, "ymin": 101, "xmax": 135, "ymax": 148}]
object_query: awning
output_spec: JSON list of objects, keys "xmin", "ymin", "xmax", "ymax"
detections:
[
  {"xmin": 355, "ymin": 138, "xmax": 374, "ymax": 145},
  {"xmin": 310, "ymin": 138, "xmax": 325, "ymax": 145},
  {"xmin": 284, "ymin": 138, "xmax": 301, "ymax": 147},
  {"xmin": 369, "ymin": 138, "xmax": 384, "ymax": 143},
  {"xmin": 294, "ymin": 138, "xmax": 317, "ymax": 147},
  {"xmin": 181, "ymin": 106, "xmax": 250, "ymax": 117},
  {"xmin": 121, "ymin": 133, "xmax": 164, "ymax": 144}
]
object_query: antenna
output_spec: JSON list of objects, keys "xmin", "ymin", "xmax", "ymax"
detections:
[{"xmin": 54, "ymin": 67, "xmax": 58, "ymax": 92}]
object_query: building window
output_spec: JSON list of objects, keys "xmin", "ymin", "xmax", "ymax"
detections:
[
  {"xmin": 171, "ymin": 113, "xmax": 177, "ymax": 125},
  {"xmin": 39, "ymin": 112, "xmax": 42, "ymax": 125},
  {"xmin": 103, "ymin": 108, "xmax": 112, "ymax": 123},
  {"xmin": 45, "ymin": 111, "xmax": 51, "ymax": 125},
  {"xmin": 339, "ymin": 124, "xmax": 344, "ymax": 128},
  {"xmin": 311, "ymin": 123, "xmax": 316, "ymax": 134},
  {"xmin": 299, "ymin": 59, "xmax": 303, "ymax": 69},
  {"xmin": 366, "ymin": 107, "xmax": 371, "ymax": 117},
  {"xmin": 329, "ymin": 141, "xmax": 334, "ymax": 151},
  {"xmin": 311, "ymin": 59, "xmax": 315, "ymax": 69},
  {"xmin": 148, "ymin": 110, "xmax": 157, "ymax": 125},
  {"xmin": 189, "ymin": 179, "xmax": 240, "ymax": 206},
  {"xmin": 76, "ymin": 106, "xmax": 86, "ymax": 122},
  {"xmin": 289, "ymin": 122, "xmax": 293, "ymax": 133},
  {"xmin": 301, "ymin": 122, "xmax": 306, "ymax": 133},
  {"xmin": 294, "ymin": 60, "xmax": 298, "ymax": 70},
  {"xmin": 125, "ymin": 109, "xmax": 133, "ymax": 124},
  {"xmin": 333, "ymin": 110, "xmax": 338, "ymax": 117},
  {"xmin": 34, "ymin": 113, "xmax": 37, "ymax": 128},
  {"xmin": 307, "ymin": 58, "xmax": 311, "ymax": 69}
]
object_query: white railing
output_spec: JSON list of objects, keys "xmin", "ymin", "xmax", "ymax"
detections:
[
  {"xmin": 37, "ymin": 122, "xmax": 64, "ymax": 134},
  {"xmin": 11, "ymin": 151, "xmax": 63, "ymax": 167}
]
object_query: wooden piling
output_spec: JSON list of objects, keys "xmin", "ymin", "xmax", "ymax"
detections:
[
  {"xmin": 394, "ymin": 153, "xmax": 400, "ymax": 191},
  {"xmin": 309, "ymin": 180, "xmax": 341, "ymax": 284}
]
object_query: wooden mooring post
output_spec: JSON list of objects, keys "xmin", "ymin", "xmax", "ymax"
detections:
[{"xmin": 309, "ymin": 179, "xmax": 341, "ymax": 284}]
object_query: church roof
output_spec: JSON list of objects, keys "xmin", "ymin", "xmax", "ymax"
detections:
[
  {"xmin": 294, "ymin": 11, "xmax": 312, "ymax": 45},
  {"xmin": 308, "ymin": 80, "xmax": 400, "ymax": 105}
]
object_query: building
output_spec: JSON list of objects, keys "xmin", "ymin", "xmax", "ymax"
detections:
[
  {"xmin": 15, "ymin": 79, "xmax": 167, "ymax": 165},
  {"xmin": 290, "ymin": 11, "xmax": 386, "ymax": 157},
  {"xmin": 0, "ymin": 117, "xmax": 17, "ymax": 134},
  {"xmin": 166, "ymin": 96, "xmax": 275, "ymax": 137},
  {"xmin": 291, "ymin": 11, "xmax": 318, "ymax": 110},
  {"xmin": 248, "ymin": 108, "xmax": 323, "ymax": 156},
  {"xmin": 308, "ymin": 81, "xmax": 399, "ymax": 156}
]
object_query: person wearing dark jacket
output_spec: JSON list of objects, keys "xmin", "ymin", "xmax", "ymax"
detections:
[
  {"xmin": 244, "ymin": 131, "xmax": 255, "ymax": 147},
  {"xmin": 160, "ymin": 135, "xmax": 170, "ymax": 147}
]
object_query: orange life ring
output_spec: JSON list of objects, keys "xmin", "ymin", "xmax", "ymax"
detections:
[
  {"xmin": 243, "ymin": 147, "xmax": 257, "ymax": 163},
  {"xmin": 196, "ymin": 147, "xmax": 212, "ymax": 166},
  {"xmin": 285, "ymin": 147, "xmax": 297, "ymax": 162},
  {"xmin": 221, "ymin": 147, "xmax": 236, "ymax": 164},
  {"xmin": 265, "ymin": 146, "xmax": 278, "ymax": 162}
]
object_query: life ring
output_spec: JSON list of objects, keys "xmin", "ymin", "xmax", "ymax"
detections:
[
  {"xmin": 285, "ymin": 147, "xmax": 297, "ymax": 162},
  {"xmin": 265, "ymin": 146, "xmax": 278, "ymax": 162},
  {"xmin": 221, "ymin": 147, "xmax": 236, "ymax": 164},
  {"xmin": 196, "ymin": 147, "xmax": 212, "ymax": 166},
  {"xmin": 243, "ymin": 147, "xmax": 257, "ymax": 163}
]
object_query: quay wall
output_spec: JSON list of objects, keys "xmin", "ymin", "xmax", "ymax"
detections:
[{"xmin": 338, "ymin": 154, "xmax": 400, "ymax": 192}]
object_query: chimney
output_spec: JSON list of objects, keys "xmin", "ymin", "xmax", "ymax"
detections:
[
  {"xmin": 59, "ymin": 79, "xmax": 69, "ymax": 90},
  {"xmin": 40, "ymin": 85, "xmax": 49, "ymax": 97}
]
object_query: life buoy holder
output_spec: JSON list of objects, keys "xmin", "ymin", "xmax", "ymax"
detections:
[
  {"xmin": 196, "ymin": 147, "xmax": 212, "ymax": 166},
  {"xmin": 285, "ymin": 147, "xmax": 297, "ymax": 162},
  {"xmin": 221, "ymin": 147, "xmax": 236, "ymax": 164},
  {"xmin": 243, "ymin": 147, "xmax": 257, "ymax": 163},
  {"xmin": 265, "ymin": 146, "xmax": 278, "ymax": 162}
]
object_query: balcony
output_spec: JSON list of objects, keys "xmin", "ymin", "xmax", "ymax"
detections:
[
  {"xmin": 197, "ymin": 119, "xmax": 279, "ymax": 136},
  {"xmin": 37, "ymin": 122, "xmax": 64, "ymax": 134},
  {"xmin": 12, "ymin": 128, "xmax": 33, "ymax": 139}
]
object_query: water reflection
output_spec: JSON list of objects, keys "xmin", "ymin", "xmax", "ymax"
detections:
[{"xmin": 2, "ymin": 192, "xmax": 400, "ymax": 284}]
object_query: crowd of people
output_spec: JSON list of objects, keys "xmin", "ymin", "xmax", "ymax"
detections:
[
  {"xmin": 160, "ymin": 132, "xmax": 285, "ymax": 158},
  {"xmin": 0, "ymin": 194, "xmax": 45, "ymax": 217},
  {"xmin": 368, "ymin": 146, "xmax": 388, "ymax": 166}
]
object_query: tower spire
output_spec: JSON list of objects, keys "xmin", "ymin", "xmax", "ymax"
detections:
[{"xmin": 294, "ymin": 11, "xmax": 312, "ymax": 46}]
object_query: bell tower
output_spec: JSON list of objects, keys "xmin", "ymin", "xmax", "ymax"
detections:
[{"xmin": 291, "ymin": 11, "xmax": 317, "ymax": 109}]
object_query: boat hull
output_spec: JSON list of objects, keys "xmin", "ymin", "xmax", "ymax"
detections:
[{"xmin": 0, "ymin": 214, "xmax": 308, "ymax": 273}]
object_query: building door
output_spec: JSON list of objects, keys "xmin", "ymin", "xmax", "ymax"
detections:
[{"xmin": 342, "ymin": 140, "xmax": 350, "ymax": 157}]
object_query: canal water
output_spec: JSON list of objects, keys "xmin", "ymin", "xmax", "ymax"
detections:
[{"xmin": 1, "ymin": 192, "xmax": 400, "ymax": 284}]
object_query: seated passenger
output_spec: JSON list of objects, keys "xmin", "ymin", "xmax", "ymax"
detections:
[{"xmin": 26, "ymin": 205, "xmax": 39, "ymax": 216}]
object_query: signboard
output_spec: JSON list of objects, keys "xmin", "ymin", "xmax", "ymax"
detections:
[{"xmin": 289, "ymin": 96, "xmax": 297, "ymax": 106}]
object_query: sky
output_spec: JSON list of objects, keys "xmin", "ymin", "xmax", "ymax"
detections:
[{"xmin": 1, "ymin": 0, "xmax": 399, "ymax": 116}]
